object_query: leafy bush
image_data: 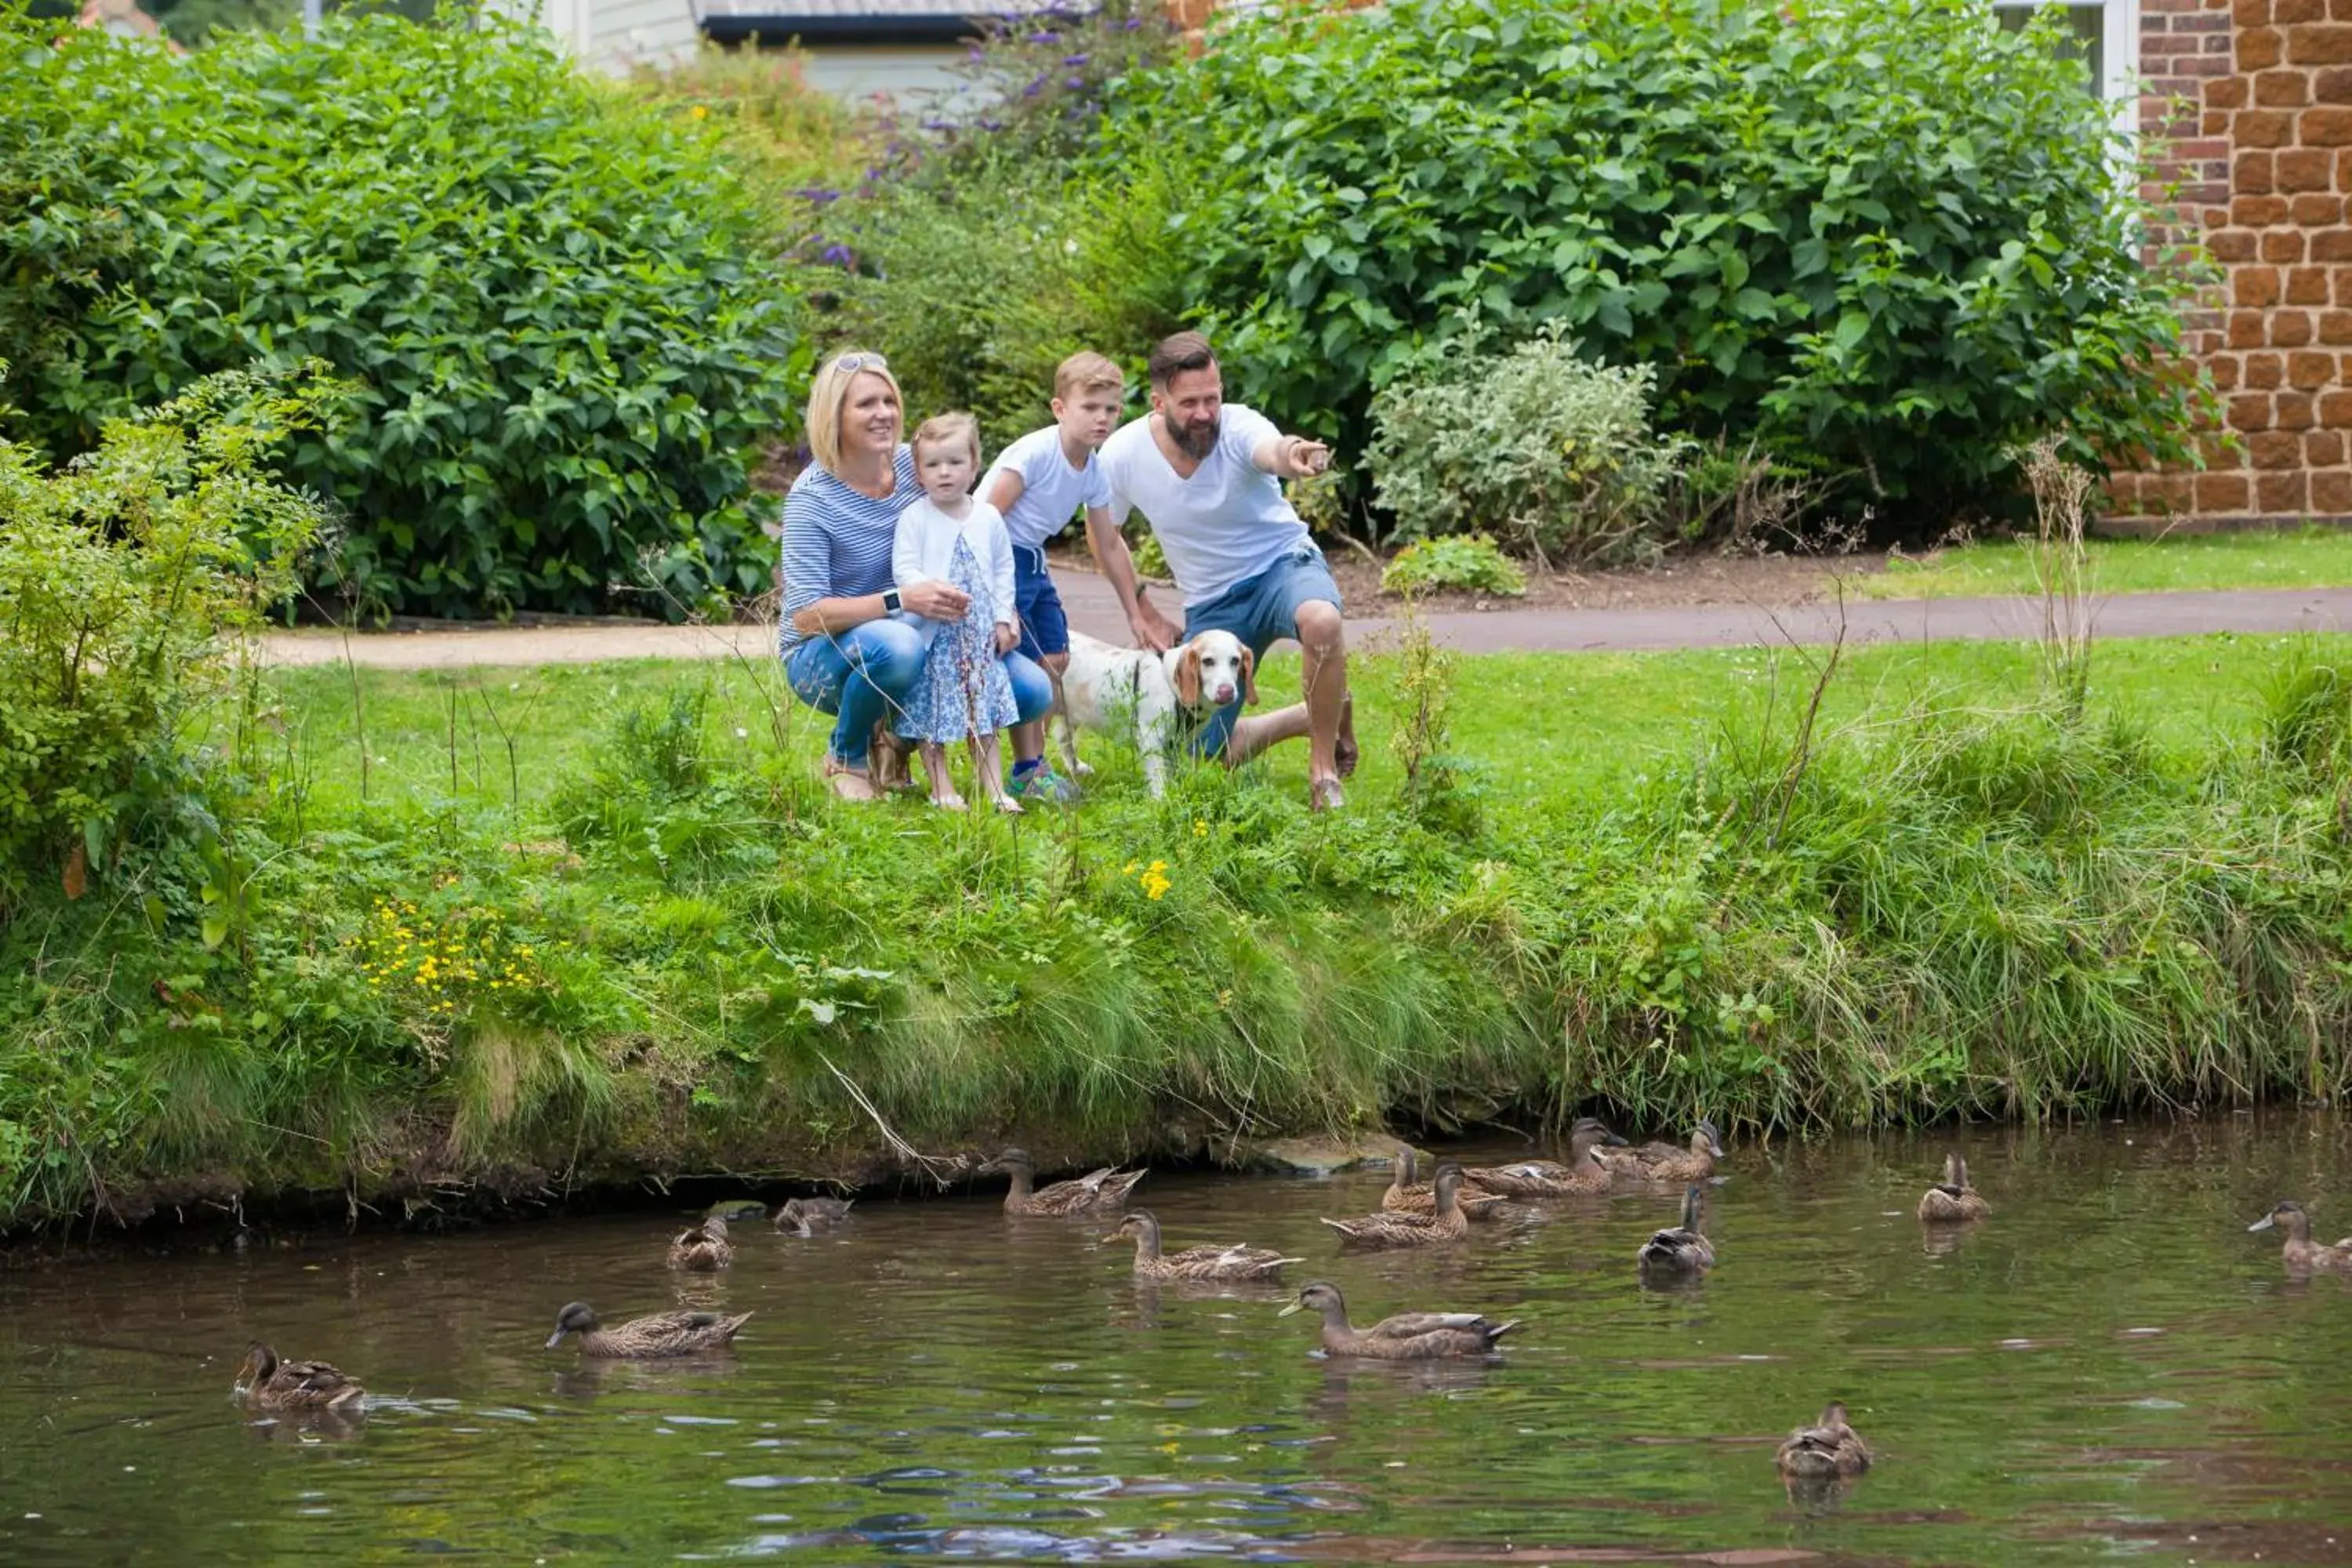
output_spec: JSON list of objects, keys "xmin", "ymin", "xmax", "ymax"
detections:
[
  {"xmin": 0, "ymin": 53, "xmax": 125, "ymax": 435},
  {"xmin": 1382, "ymin": 535, "xmax": 1528, "ymax": 598},
  {"xmin": 815, "ymin": 0, "xmax": 1189, "ymax": 442},
  {"xmin": 926, "ymin": 0, "xmax": 1185, "ymax": 171},
  {"xmin": 1112, "ymin": 0, "xmax": 2208, "ymax": 521},
  {"xmin": 621, "ymin": 42, "xmax": 878, "ymax": 249},
  {"xmin": 0, "ymin": 366, "xmax": 331, "ymax": 915},
  {"xmin": 1369, "ymin": 332, "xmax": 1687, "ymax": 565},
  {"xmin": 9, "ymin": 14, "xmax": 800, "ymax": 618},
  {"xmin": 825, "ymin": 158, "xmax": 1183, "ymax": 445}
]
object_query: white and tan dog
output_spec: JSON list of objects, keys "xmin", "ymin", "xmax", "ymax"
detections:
[{"xmin": 1053, "ymin": 630, "xmax": 1256, "ymax": 797}]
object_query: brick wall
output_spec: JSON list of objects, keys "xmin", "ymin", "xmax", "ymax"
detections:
[{"xmin": 2110, "ymin": 0, "xmax": 2352, "ymax": 524}]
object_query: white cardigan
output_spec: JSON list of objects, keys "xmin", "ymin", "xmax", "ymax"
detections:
[{"xmin": 892, "ymin": 495, "xmax": 1018, "ymax": 647}]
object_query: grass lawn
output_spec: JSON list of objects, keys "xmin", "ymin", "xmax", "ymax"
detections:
[
  {"xmin": 1853, "ymin": 525, "xmax": 2352, "ymax": 601},
  {"xmin": 9, "ymin": 626, "xmax": 2340, "ymax": 1228},
  {"xmin": 256, "ymin": 630, "xmax": 2328, "ymax": 818}
]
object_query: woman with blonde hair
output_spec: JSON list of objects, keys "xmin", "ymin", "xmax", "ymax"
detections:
[{"xmin": 779, "ymin": 351, "xmax": 1053, "ymax": 800}]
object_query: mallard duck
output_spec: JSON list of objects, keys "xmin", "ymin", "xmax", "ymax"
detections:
[
  {"xmin": 1462, "ymin": 1118, "xmax": 1631, "ymax": 1197},
  {"xmin": 980, "ymin": 1147, "xmax": 1145, "ymax": 1216},
  {"xmin": 544, "ymin": 1301, "xmax": 752, "ymax": 1358},
  {"xmin": 1602, "ymin": 1120, "xmax": 1726, "ymax": 1184},
  {"xmin": 1278, "ymin": 1281, "xmax": 1518, "ymax": 1359},
  {"xmin": 775, "ymin": 1196, "xmax": 854, "ymax": 1236},
  {"xmin": 2247, "ymin": 1200, "xmax": 2352, "ymax": 1271},
  {"xmin": 1380, "ymin": 1148, "xmax": 1512, "ymax": 1220},
  {"xmin": 1326, "ymin": 1163, "xmax": 1473, "ymax": 1249},
  {"xmin": 666, "ymin": 1214, "xmax": 734, "ymax": 1270},
  {"xmin": 1917, "ymin": 1152, "xmax": 1991, "ymax": 1222},
  {"xmin": 233, "ymin": 1343, "xmax": 365, "ymax": 1410},
  {"xmin": 1776, "ymin": 1401, "xmax": 1871, "ymax": 1478},
  {"xmin": 1104, "ymin": 1209, "xmax": 1301, "ymax": 1282},
  {"xmin": 1636, "ymin": 1184, "xmax": 1715, "ymax": 1276}
]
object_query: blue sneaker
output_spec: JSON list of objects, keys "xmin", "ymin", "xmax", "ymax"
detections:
[{"xmin": 1010, "ymin": 767, "xmax": 1081, "ymax": 804}]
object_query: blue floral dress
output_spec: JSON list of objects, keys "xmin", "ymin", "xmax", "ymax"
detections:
[{"xmin": 897, "ymin": 535, "xmax": 1017, "ymax": 743}]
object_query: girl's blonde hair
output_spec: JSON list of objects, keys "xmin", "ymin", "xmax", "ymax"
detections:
[
  {"xmin": 804, "ymin": 350, "xmax": 906, "ymax": 475},
  {"xmin": 910, "ymin": 411, "xmax": 982, "ymax": 468}
]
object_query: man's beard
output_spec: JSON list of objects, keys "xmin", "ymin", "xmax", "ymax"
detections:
[{"xmin": 1169, "ymin": 412, "xmax": 1219, "ymax": 459}]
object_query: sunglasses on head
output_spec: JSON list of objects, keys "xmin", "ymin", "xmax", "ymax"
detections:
[{"xmin": 833, "ymin": 352, "xmax": 888, "ymax": 374}]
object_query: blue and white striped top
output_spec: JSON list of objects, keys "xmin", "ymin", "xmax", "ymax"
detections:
[{"xmin": 778, "ymin": 446, "xmax": 921, "ymax": 653}]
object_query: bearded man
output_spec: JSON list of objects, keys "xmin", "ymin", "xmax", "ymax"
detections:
[{"xmin": 1091, "ymin": 332, "xmax": 1357, "ymax": 810}]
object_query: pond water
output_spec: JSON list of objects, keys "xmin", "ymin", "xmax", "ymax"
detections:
[{"xmin": 3, "ymin": 1117, "xmax": 2350, "ymax": 1566}]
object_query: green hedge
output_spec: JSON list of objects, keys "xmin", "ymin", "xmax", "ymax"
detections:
[
  {"xmin": 5, "ymin": 13, "xmax": 800, "ymax": 618},
  {"xmin": 1111, "ymin": 0, "xmax": 2208, "ymax": 520}
]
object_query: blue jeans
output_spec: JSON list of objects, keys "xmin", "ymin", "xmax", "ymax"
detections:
[
  {"xmin": 784, "ymin": 620, "xmax": 1052, "ymax": 764},
  {"xmin": 1180, "ymin": 544, "xmax": 1345, "ymax": 758}
]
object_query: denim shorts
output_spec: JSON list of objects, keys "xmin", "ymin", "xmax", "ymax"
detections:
[
  {"xmin": 1012, "ymin": 544, "xmax": 1069, "ymax": 661},
  {"xmin": 1179, "ymin": 544, "xmax": 1343, "ymax": 757}
]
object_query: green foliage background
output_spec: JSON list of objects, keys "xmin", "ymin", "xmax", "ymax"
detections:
[
  {"xmin": 1106, "ymin": 0, "xmax": 2208, "ymax": 521},
  {"xmin": 4, "ymin": 12, "xmax": 800, "ymax": 619}
]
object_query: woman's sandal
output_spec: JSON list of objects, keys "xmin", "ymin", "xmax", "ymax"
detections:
[
  {"xmin": 822, "ymin": 755, "xmax": 878, "ymax": 803},
  {"xmin": 992, "ymin": 794, "xmax": 1025, "ymax": 816},
  {"xmin": 930, "ymin": 790, "xmax": 968, "ymax": 811},
  {"xmin": 1308, "ymin": 776, "xmax": 1347, "ymax": 813}
]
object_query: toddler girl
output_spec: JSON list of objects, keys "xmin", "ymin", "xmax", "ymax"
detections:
[{"xmin": 891, "ymin": 412, "xmax": 1022, "ymax": 812}]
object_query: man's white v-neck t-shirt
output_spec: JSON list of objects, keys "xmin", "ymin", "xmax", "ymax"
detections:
[{"xmin": 1098, "ymin": 404, "xmax": 1310, "ymax": 609}]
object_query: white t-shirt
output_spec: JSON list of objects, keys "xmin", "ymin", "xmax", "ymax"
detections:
[
  {"xmin": 983, "ymin": 426, "xmax": 1113, "ymax": 550},
  {"xmin": 1098, "ymin": 404, "xmax": 1311, "ymax": 608},
  {"xmin": 892, "ymin": 495, "xmax": 1016, "ymax": 647}
]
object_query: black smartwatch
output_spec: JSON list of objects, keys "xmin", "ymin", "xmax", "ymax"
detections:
[{"xmin": 881, "ymin": 587, "xmax": 902, "ymax": 613}]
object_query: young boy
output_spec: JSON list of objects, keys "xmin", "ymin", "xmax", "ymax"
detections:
[{"xmin": 981, "ymin": 350, "xmax": 1142, "ymax": 803}]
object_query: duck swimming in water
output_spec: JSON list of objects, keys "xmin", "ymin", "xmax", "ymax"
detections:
[
  {"xmin": 979, "ymin": 1148, "xmax": 1146, "ymax": 1216},
  {"xmin": 234, "ymin": 1343, "xmax": 365, "ymax": 1411},
  {"xmin": 1279, "ymin": 1281, "xmax": 1518, "ymax": 1359},
  {"xmin": 1916, "ymin": 1152, "xmax": 1990, "ymax": 1223},
  {"xmin": 2247, "ymin": 1200, "xmax": 2352, "ymax": 1272}
]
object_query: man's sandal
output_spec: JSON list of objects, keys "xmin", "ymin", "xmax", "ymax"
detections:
[{"xmin": 1308, "ymin": 776, "xmax": 1347, "ymax": 813}]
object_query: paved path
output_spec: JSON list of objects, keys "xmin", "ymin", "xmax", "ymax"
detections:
[{"xmin": 256, "ymin": 570, "xmax": 2352, "ymax": 670}]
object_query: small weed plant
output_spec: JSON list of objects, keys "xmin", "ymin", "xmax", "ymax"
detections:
[{"xmin": 1382, "ymin": 535, "xmax": 1527, "ymax": 598}]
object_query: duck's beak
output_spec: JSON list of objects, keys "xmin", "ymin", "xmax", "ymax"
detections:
[
  {"xmin": 1099, "ymin": 1229, "xmax": 1125, "ymax": 1243},
  {"xmin": 544, "ymin": 1330, "xmax": 569, "ymax": 1348},
  {"xmin": 1277, "ymin": 1300, "xmax": 1305, "ymax": 1317},
  {"xmin": 2248, "ymin": 1214, "xmax": 2278, "ymax": 1232},
  {"xmin": 1604, "ymin": 1131, "xmax": 1630, "ymax": 1146}
]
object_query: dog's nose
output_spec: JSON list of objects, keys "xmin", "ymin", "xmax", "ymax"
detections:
[{"xmin": 1213, "ymin": 685, "xmax": 1237, "ymax": 704}]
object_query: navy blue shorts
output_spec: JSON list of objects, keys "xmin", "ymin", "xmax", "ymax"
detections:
[{"xmin": 1012, "ymin": 544, "xmax": 1070, "ymax": 661}]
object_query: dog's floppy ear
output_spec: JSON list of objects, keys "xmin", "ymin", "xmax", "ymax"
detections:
[
  {"xmin": 1173, "ymin": 643, "xmax": 1202, "ymax": 709},
  {"xmin": 1239, "ymin": 645, "xmax": 1258, "ymax": 706}
]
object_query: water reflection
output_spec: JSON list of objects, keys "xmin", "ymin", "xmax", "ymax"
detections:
[{"xmin": 2, "ymin": 1115, "xmax": 2350, "ymax": 1565}]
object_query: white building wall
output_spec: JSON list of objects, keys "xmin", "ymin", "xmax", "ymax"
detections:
[{"xmin": 491, "ymin": 0, "xmax": 697, "ymax": 74}]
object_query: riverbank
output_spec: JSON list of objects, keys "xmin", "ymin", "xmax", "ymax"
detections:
[{"xmin": 3, "ymin": 633, "xmax": 2349, "ymax": 1233}]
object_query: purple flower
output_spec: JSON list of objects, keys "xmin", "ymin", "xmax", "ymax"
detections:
[
  {"xmin": 820, "ymin": 243, "xmax": 855, "ymax": 268},
  {"xmin": 1062, "ymin": 52, "xmax": 1089, "ymax": 64},
  {"xmin": 797, "ymin": 186, "xmax": 842, "ymax": 205},
  {"xmin": 1064, "ymin": 74, "xmax": 1084, "ymax": 89},
  {"xmin": 921, "ymin": 116, "xmax": 952, "ymax": 130},
  {"xmin": 1120, "ymin": 16, "xmax": 1141, "ymax": 27},
  {"xmin": 978, "ymin": 116, "xmax": 1004, "ymax": 131},
  {"xmin": 967, "ymin": 44, "xmax": 985, "ymax": 60},
  {"xmin": 1026, "ymin": 29, "xmax": 1058, "ymax": 42},
  {"xmin": 1023, "ymin": 76, "xmax": 1045, "ymax": 97}
]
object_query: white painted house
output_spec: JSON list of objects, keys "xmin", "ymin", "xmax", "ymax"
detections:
[{"xmin": 495, "ymin": 0, "xmax": 702, "ymax": 73}]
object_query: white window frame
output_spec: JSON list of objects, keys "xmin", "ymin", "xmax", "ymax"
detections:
[{"xmin": 1991, "ymin": 0, "xmax": 2143, "ymax": 143}]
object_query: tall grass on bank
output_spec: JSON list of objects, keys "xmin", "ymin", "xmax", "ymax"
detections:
[{"xmin": 2, "ymin": 644, "xmax": 2349, "ymax": 1228}]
